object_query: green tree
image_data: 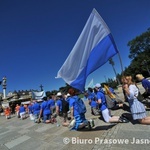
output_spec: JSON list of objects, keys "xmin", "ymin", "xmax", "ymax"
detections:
[
  {"xmin": 128, "ymin": 28, "xmax": 150, "ymax": 59},
  {"xmin": 125, "ymin": 28, "xmax": 150, "ymax": 77}
]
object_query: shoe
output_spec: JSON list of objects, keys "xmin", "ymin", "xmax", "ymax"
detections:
[
  {"xmin": 87, "ymin": 121, "xmax": 92, "ymax": 130},
  {"xmin": 89, "ymin": 119, "xmax": 95, "ymax": 127},
  {"xmin": 68, "ymin": 119, "xmax": 75, "ymax": 128},
  {"xmin": 119, "ymin": 116, "xmax": 129, "ymax": 123}
]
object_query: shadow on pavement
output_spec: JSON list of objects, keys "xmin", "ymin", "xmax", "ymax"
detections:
[
  {"xmin": 121, "ymin": 112, "xmax": 140, "ymax": 125},
  {"xmin": 77, "ymin": 124, "xmax": 117, "ymax": 132}
]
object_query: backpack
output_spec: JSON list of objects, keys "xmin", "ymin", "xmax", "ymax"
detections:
[
  {"xmin": 74, "ymin": 97, "xmax": 86, "ymax": 114},
  {"xmin": 105, "ymin": 95, "xmax": 116, "ymax": 109},
  {"xmin": 62, "ymin": 99, "xmax": 69, "ymax": 113}
]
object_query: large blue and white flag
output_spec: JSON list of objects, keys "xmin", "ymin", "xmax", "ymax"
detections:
[{"xmin": 56, "ymin": 8, "xmax": 118, "ymax": 91}]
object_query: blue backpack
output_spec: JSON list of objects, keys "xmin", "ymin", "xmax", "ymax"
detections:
[{"xmin": 74, "ymin": 97, "xmax": 87, "ymax": 114}]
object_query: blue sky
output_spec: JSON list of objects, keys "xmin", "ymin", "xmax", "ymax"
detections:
[{"xmin": 0, "ymin": 0, "xmax": 150, "ymax": 93}]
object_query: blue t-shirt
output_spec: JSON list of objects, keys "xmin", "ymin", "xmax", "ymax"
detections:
[
  {"xmin": 32, "ymin": 103, "xmax": 41, "ymax": 115},
  {"xmin": 41, "ymin": 101, "xmax": 51, "ymax": 115},
  {"xmin": 88, "ymin": 93, "xmax": 98, "ymax": 108},
  {"xmin": 28, "ymin": 105, "xmax": 33, "ymax": 114},
  {"xmin": 142, "ymin": 78, "xmax": 150, "ymax": 94},
  {"xmin": 48, "ymin": 99, "xmax": 55, "ymax": 107},
  {"xmin": 68, "ymin": 96, "xmax": 80, "ymax": 116},
  {"xmin": 19, "ymin": 106, "xmax": 26, "ymax": 113},
  {"xmin": 56, "ymin": 99, "xmax": 62, "ymax": 112},
  {"xmin": 96, "ymin": 91, "xmax": 107, "ymax": 111}
]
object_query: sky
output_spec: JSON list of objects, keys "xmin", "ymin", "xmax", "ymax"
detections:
[{"xmin": 0, "ymin": 0, "xmax": 150, "ymax": 93}]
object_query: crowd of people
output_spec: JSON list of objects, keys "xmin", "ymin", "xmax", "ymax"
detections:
[{"xmin": 0, "ymin": 73, "xmax": 150, "ymax": 130}]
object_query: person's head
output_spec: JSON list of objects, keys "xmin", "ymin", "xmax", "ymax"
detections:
[
  {"xmin": 88, "ymin": 87, "xmax": 93, "ymax": 93},
  {"xmin": 94, "ymin": 83, "xmax": 101, "ymax": 91},
  {"xmin": 125, "ymin": 76, "xmax": 133, "ymax": 85},
  {"xmin": 56, "ymin": 92, "xmax": 62, "ymax": 99},
  {"xmin": 42, "ymin": 96, "xmax": 47, "ymax": 101},
  {"xmin": 68, "ymin": 88, "xmax": 76, "ymax": 96},
  {"xmin": 136, "ymin": 74, "xmax": 144, "ymax": 81},
  {"xmin": 121, "ymin": 76, "xmax": 128, "ymax": 84}
]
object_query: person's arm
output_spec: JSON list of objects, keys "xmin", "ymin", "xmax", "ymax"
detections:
[
  {"xmin": 124, "ymin": 85, "xmax": 136, "ymax": 99},
  {"xmin": 124, "ymin": 84, "xmax": 130, "ymax": 96},
  {"xmin": 88, "ymin": 97, "xmax": 91, "ymax": 105},
  {"xmin": 39, "ymin": 104, "xmax": 43, "ymax": 118},
  {"xmin": 97, "ymin": 99, "xmax": 102, "ymax": 104},
  {"xmin": 97, "ymin": 92, "xmax": 102, "ymax": 104},
  {"xmin": 70, "ymin": 106, "xmax": 74, "ymax": 120},
  {"xmin": 39, "ymin": 109, "xmax": 43, "ymax": 119},
  {"xmin": 56, "ymin": 105, "xmax": 59, "ymax": 115},
  {"xmin": 56, "ymin": 100, "xmax": 60, "ymax": 115}
]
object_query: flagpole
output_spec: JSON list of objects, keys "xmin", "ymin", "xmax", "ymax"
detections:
[{"xmin": 117, "ymin": 51, "xmax": 124, "ymax": 76}]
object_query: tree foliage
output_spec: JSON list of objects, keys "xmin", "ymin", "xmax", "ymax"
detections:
[
  {"xmin": 128, "ymin": 28, "xmax": 150, "ymax": 59},
  {"xmin": 124, "ymin": 28, "xmax": 150, "ymax": 79}
]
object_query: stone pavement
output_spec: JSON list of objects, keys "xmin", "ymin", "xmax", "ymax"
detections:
[{"xmin": 0, "ymin": 90, "xmax": 150, "ymax": 150}]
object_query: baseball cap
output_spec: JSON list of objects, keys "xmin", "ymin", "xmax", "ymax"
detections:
[{"xmin": 95, "ymin": 83, "xmax": 101, "ymax": 88}]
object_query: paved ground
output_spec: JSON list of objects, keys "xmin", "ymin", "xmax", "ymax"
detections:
[{"xmin": 0, "ymin": 88, "xmax": 150, "ymax": 150}]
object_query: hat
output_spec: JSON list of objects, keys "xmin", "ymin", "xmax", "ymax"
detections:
[
  {"xmin": 95, "ymin": 83, "xmax": 101, "ymax": 88},
  {"xmin": 56, "ymin": 92, "xmax": 62, "ymax": 96},
  {"xmin": 66, "ymin": 93, "xmax": 70, "ymax": 97}
]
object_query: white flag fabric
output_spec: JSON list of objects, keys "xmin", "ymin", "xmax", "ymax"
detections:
[
  {"xmin": 56, "ymin": 8, "xmax": 118, "ymax": 91},
  {"xmin": 86, "ymin": 79, "xmax": 94, "ymax": 90},
  {"xmin": 32, "ymin": 91, "xmax": 46, "ymax": 100}
]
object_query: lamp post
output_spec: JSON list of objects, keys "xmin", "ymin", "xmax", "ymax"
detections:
[
  {"xmin": 2, "ymin": 76, "xmax": 7, "ymax": 99},
  {"xmin": 109, "ymin": 58, "xmax": 121, "ymax": 85}
]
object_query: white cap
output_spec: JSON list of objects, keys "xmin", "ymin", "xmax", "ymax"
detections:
[
  {"xmin": 95, "ymin": 83, "xmax": 101, "ymax": 88},
  {"xmin": 67, "ymin": 93, "xmax": 70, "ymax": 97},
  {"xmin": 56, "ymin": 92, "xmax": 62, "ymax": 96}
]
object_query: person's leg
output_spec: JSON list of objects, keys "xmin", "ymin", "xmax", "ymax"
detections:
[
  {"xmin": 109, "ymin": 116, "xmax": 120, "ymax": 122},
  {"xmin": 43, "ymin": 115, "xmax": 49, "ymax": 123},
  {"xmin": 20, "ymin": 112, "xmax": 23, "ymax": 119},
  {"xmin": 34, "ymin": 114, "xmax": 39, "ymax": 123},
  {"xmin": 101, "ymin": 109, "xmax": 111, "ymax": 123},
  {"xmin": 138, "ymin": 117, "xmax": 150, "ymax": 124}
]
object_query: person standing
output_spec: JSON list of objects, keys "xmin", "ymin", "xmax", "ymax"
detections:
[{"xmin": 4, "ymin": 106, "xmax": 11, "ymax": 119}]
